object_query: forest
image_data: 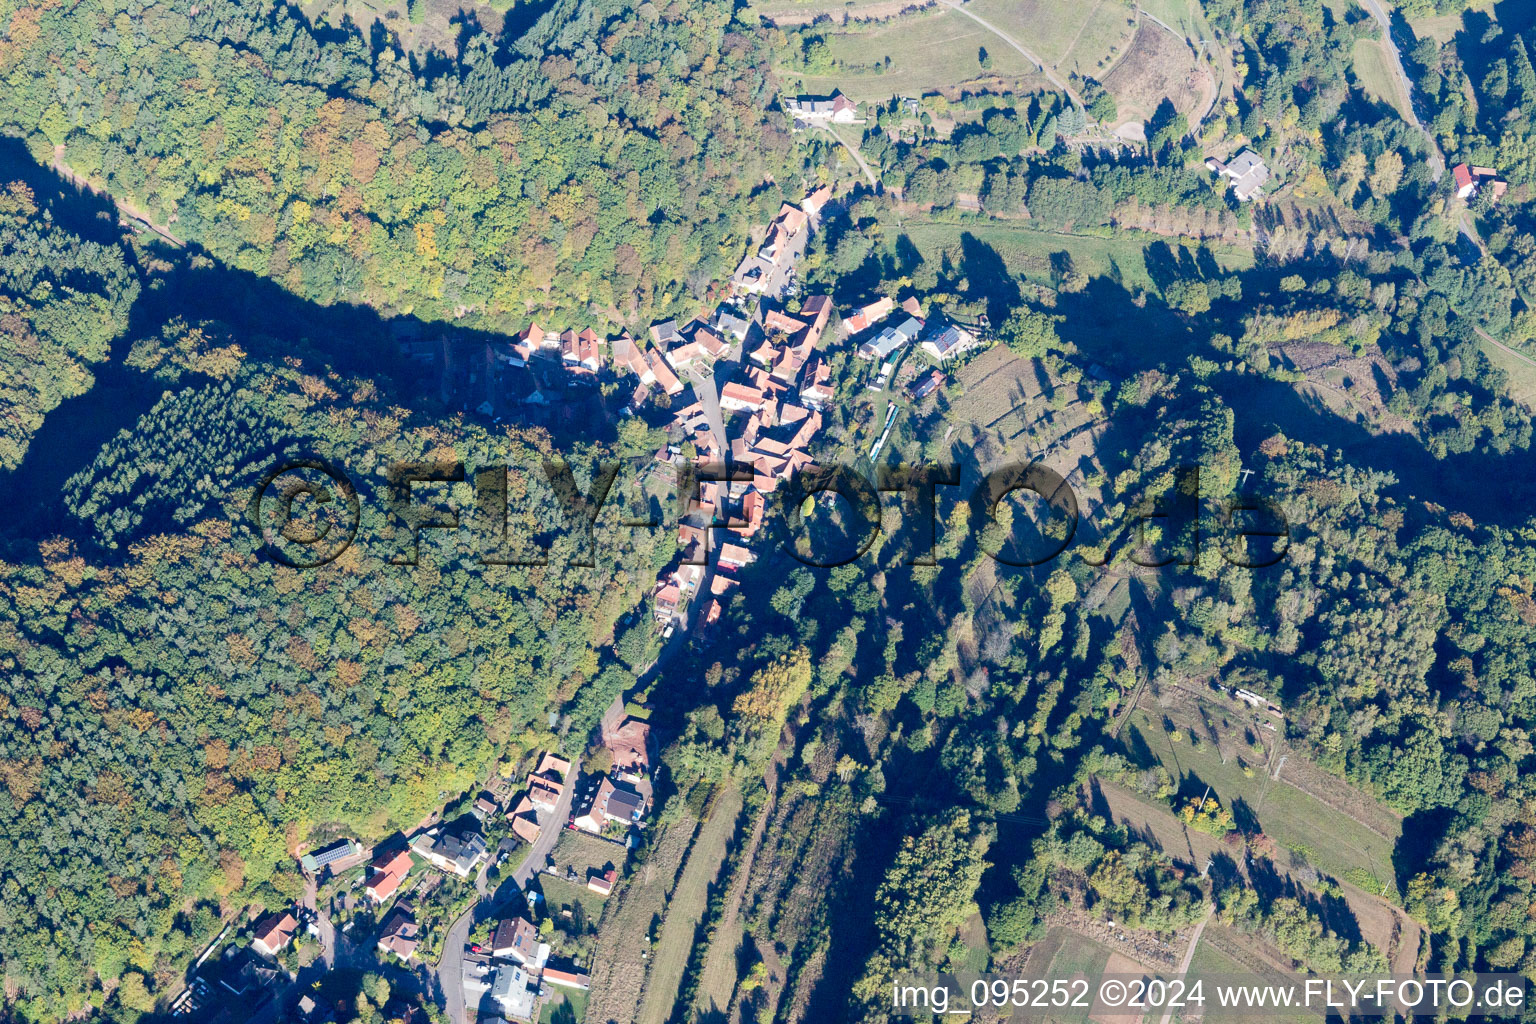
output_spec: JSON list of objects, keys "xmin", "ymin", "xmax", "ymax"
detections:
[
  {"xmin": 0, "ymin": 0, "xmax": 796, "ymax": 330},
  {"xmin": 3, "ymin": 0, "xmax": 1536, "ymax": 1020}
]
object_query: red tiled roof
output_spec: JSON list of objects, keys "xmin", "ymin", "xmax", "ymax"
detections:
[{"xmin": 253, "ymin": 912, "xmax": 297, "ymax": 952}]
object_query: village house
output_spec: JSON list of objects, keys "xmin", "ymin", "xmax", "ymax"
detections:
[
  {"xmin": 649, "ymin": 319, "xmax": 684, "ymax": 348},
  {"xmin": 376, "ymin": 908, "xmax": 420, "ymax": 961},
  {"xmin": 574, "ymin": 777, "xmax": 648, "ymax": 834},
  {"xmin": 536, "ymin": 752, "xmax": 572, "ymax": 782},
  {"xmin": 704, "ymin": 573, "xmax": 740, "ymax": 626},
  {"xmin": 784, "ymin": 93, "xmax": 860, "ymax": 124},
  {"xmin": 471, "ymin": 793, "xmax": 500, "ymax": 822},
  {"xmin": 665, "ymin": 325, "xmax": 731, "ymax": 374},
  {"xmin": 484, "ymin": 961, "xmax": 540, "ymax": 1021},
  {"xmin": 761, "ymin": 308, "xmax": 808, "ymax": 340},
  {"xmin": 300, "ymin": 838, "xmax": 362, "ymax": 876},
  {"xmin": 559, "ymin": 328, "xmax": 603, "ymax": 372},
  {"xmin": 732, "ymin": 203, "xmax": 811, "ymax": 298},
  {"xmin": 908, "ymin": 368, "xmax": 946, "ymax": 400},
  {"xmin": 1452, "ymin": 163, "xmax": 1507, "ymax": 202},
  {"xmin": 646, "ymin": 350, "xmax": 685, "ymax": 397},
  {"xmin": 491, "ymin": 917, "xmax": 549, "ymax": 968},
  {"xmin": 921, "ymin": 323, "xmax": 978, "ymax": 363},
  {"xmin": 515, "ymin": 322, "xmax": 544, "ymax": 358},
  {"xmin": 843, "ymin": 296, "xmax": 895, "ymax": 335},
  {"xmin": 802, "ymin": 294, "xmax": 834, "ymax": 335},
  {"xmin": 720, "ymin": 381, "xmax": 767, "ymax": 414},
  {"xmin": 739, "ymin": 489, "xmax": 767, "ymax": 537},
  {"xmin": 507, "ymin": 797, "xmax": 541, "ymax": 844},
  {"xmin": 714, "ymin": 307, "xmax": 751, "ymax": 341},
  {"xmin": 672, "ymin": 562, "xmax": 704, "ymax": 593},
  {"xmin": 654, "ymin": 583, "xmax": 681, "ymax": 623},
  {"xmin": 251, "ymin": 911, "xmax": 298, "ymax": 958},
  {"xmin": 802, "ymin": 184, "xmax": 833, "ymax": 217},
  {"xmin": 587, "ymin": 868, "xmax": 617, "ymax": 896},
  {"xmin": 858, "ymin": 315, "xmax": 923, "ymax": 361},
  {"xmin": 410, "ymin": 826, "xmax": 488, "ymax": 878},
  {"xmin": 759, "ymin": 205, "xmax": 808, "ymax": 265},
  {"xmin": 799, "ymin": 354, "xmax": 834, "ymax": 408},
  {"xmin": 1205, "ymin": 150, "xmax": 1270, "ymax": 202},
  {"xmin": 527, "ymin": 775, "xmax": 562, "ymax": 814},
  {"xmin": 542, "ymin": 968, "xmax": 592, "ymax": 991},
  {"xmin": 364, "ymin": 850, "xmax": 413, "ymax": 902},
  {"xmin": 718, "ymin": 543, "xmax": 755, "ymax": 570},
  {"xmin": 611, "ymin": 334, "xmax": 652, "ymax": 382}
]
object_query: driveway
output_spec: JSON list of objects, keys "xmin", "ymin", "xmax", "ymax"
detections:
[{"xmin": 819, "ymin": 124, "xmax": 878, "ymax": 189}]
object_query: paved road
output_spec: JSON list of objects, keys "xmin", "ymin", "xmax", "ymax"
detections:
[
  {"xmin": 436, "ymin": 762, "xmax": 580, "ymax": 1024},
  {"xmin": 1355, "ymin": 0, "xmax": 1445, "ymax": 182},
  {"xmin": 935, "ymin": 0, "xmax": 1084, "ymax": 108},
  {"xmin": 692, "ymin": 365, "xmax": 730, "ymax": 461}
]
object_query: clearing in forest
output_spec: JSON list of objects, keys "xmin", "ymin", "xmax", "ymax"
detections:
[
  {"xmin": 1119, "ymin": 684, "xmax": 1402, "ymax": 896},
  {"xmin": 898, "ymin": 219, "xmax": 1255, "ymax": 296}
]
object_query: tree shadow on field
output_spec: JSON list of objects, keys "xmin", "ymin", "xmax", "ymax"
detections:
[{"xmin": 956, "ymin": 232, "xmax": 1021, "ymax": 326}]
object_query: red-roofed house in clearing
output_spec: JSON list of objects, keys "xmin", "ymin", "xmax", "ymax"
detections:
[
  {"xmin": 587, "ymin": 868, "xmax": 617, "ymax": 896},
  {"xmin": 252, "ymin": 912, "xmax": 298, "ymax": 957},
  {"xmin": 1452, "ymin": 163, "xmax": 1474, "ymax": 198},
  {"xmin": 365, "ymin": 850, "xmax": 412, "ymax": 902},
  {"xmin": 518, "ymin": 322, "xmax": 545, "ymax": 348}
]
